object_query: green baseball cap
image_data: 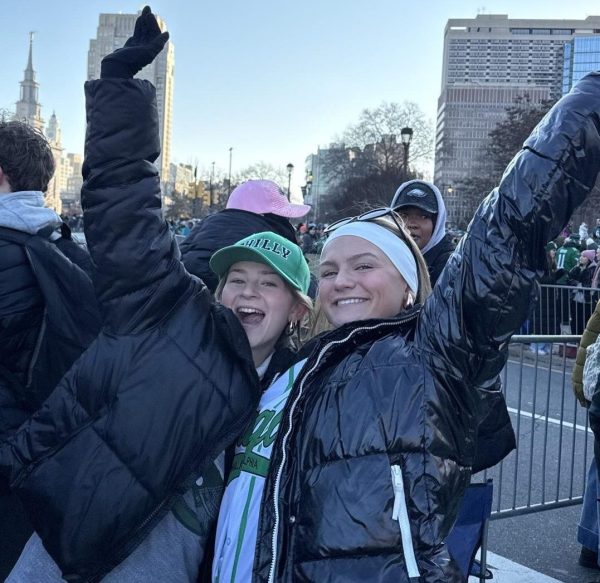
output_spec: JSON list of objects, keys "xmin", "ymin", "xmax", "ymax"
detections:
[{"xmin": 210, "ymin": 231, "xmax": 310, "ymax": 295}]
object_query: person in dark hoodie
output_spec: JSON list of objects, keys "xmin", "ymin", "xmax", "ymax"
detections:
[
  {"xmin": 390, "ymin": 181, "xmax": 515, "ymax": 474},
  {"xmin": 391, "ymin": 179, "xmax": 455, "ymax": 286},
  {"xmin": 179, "ymin": 179, "xmax": 310, "ymax": 293},
  {"xmin": 0, "ymin": 120, "xmax": 100, "ymax": 578}
]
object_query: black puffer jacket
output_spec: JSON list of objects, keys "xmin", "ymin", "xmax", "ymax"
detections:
[
  {"xmin": 423, "ymin": 233, "xmax": 455, "ymax": 287},
  {"xmin": 248, "ymin": 73, "xmax": 600, "ymax": 582},
  {"xmin": 0, "ymin": 226, "xmax": 100, "ymax": 579},
  {"xmin": 180, "ymin": 210, "xmax": 297, "ymax": 293},
  {"xmin": 0, "ymin": 237, "xmax": 44, "ymax": 435},
  {"xmin": 0, "ymin": 228, "xmax": 98, "ymax": 438},
  {"xmin": 0, "ymin": 79, "xmax": 260, "ymax": 583}
]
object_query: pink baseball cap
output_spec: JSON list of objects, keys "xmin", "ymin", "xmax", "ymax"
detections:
[
  {"xmin": 582, "ymin": 249, "xmax": 596, "ymax": 262},
  {"xmin": 226, "ymin": 180, "xmax": 311, "ymax": 218}
]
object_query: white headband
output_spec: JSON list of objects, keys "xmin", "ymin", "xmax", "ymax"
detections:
[{"xmin": 322, "ymin": 222, "xmax": 419, "ymax": 294}]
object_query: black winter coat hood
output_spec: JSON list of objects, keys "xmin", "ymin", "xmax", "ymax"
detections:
[{"xmin": 423, "ymin": 233, "xmax": 455, "ymax": 287}]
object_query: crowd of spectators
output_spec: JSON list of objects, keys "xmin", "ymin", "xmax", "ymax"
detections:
[{"xmin": 526, "ymin": 220, "xmax": 600, "ymax": 352}]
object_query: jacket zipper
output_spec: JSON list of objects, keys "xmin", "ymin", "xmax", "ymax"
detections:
[
  {"xmin": 26, "ymin": 308, "xmax": 46, "ymax": 388},
  {"xmin": 266, "ymin": 314, "xmax": 418, "ymax": 583},
  {"xmin": 24, "ymin": 247, "xmax": 45, "ymax": 389},
  {"xmin": 391, "ymin": 464, "xmax": 420, "ymax": 579}
]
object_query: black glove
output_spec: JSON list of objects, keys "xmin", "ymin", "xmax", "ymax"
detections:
[{"xmin": 100, "ymin": 5, "xmax": 169, "ymax": 79}]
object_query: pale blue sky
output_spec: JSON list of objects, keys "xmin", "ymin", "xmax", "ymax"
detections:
[{"xmin": 3, "ymin": 0, "xmax": 600, "ymax": 196}]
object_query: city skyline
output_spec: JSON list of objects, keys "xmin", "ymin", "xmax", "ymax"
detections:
[
  {"xmin": 3, "ymin": 0, "xmax": 600, "ymax": 200},
  {"xmin": 434, "ymin": 14, "xmax": 600, "ymax": 226}
]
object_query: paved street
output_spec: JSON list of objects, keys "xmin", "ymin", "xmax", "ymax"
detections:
[{"xmin": 475, "ymin": 349, "xmax": 597, "ymax": 582}]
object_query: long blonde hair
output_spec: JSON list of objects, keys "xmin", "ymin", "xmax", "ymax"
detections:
[{"xmin": 310, "ymin": 211, "xmax": 432, "ymax": 336}]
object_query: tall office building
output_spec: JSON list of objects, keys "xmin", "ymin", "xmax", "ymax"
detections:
[
  {"xmin": 434, "ymin": 14, "xmax": 600, "ymax": 226},
  {"xmin": 87, "ymin": 11, "xmax": 175, "ymax": 184},
  {"xmin": 304, "ymin": 144, "xmax": 362, "ymax": 224}
]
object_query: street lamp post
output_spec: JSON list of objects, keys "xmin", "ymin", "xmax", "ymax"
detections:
[
  {"xmin": 192, "ymin": 164, "xmax": 199, "ymax": 219},
  {"xmin": 305, "ymin": 172, "xmax": 314, "ymax": 221},
  {"xmin": 209, "ymin": 161, "xmax": 215, "ymax": 210},
  {"xmin": 286, "ymin": 163, "xmax": 294, "ymax": 200},
  {"xmin": 228, "ymin": 147, "xmax": 233, "ymax": 196},
  {"xmin": 446, "ymin": 185, "xmax": 454, "ymax": 228},
  {"xmin": 400, "ymin": 127, "xmax": 413, "ymax": 182}
]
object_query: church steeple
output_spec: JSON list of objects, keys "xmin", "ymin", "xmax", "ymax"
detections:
[
  {"xmin": 14, "ymin": 32, "xmax": 44, "ymax": 130},
  {"xmin": 26, "ymin": 31, "xmax": 34, "ymax": 75}
]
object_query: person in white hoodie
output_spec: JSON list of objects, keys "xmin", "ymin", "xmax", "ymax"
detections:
[
  {"xmin": 391, "ymin": 180, "xmax": 456, "ymax": 286},
  {"xmin": 0, "ymin": 120, "xmax": 100, "ymax": 578}
]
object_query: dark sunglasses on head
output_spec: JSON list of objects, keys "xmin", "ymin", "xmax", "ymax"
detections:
[{"xmin": 324, "ymin": 207, "xmax": 405, "ymax": 236}]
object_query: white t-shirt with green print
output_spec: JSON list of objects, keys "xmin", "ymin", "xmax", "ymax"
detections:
[{"xmin": 212, "ymin": 359, "xmax": 306, "ymax": 583}]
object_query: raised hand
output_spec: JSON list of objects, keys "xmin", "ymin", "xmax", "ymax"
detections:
[{"xmin": 100, "ymin": 5, "xmax": 169, "ymax": 79}]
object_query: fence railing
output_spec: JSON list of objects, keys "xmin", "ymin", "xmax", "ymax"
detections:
[
  {"xmin": 474, "ymin": 334, "xmax": 593, "ymax": 519},
  {"xmin": 527, "ymin": 283, "xmax": 599, "ymax": 338}
]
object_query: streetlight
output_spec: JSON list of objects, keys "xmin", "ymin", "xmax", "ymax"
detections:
[
  {"xmin": 228, "ymin": 147, "xmax": 233, "ymax": 196},
  {"xmin": 192, "ymin": 164, "xmax": 199, "ymax": 219},
  {"xmin": 304, "ymin": 172, "xmax": 314, "ymax": 221},
  {"xmin": 400, "ymin": 127, "xmax": 413, "ymax": 181},
  {"xmin": 446, "ymin": 186, "xmax": 454, "ymax": 228},
  {"xmin": 209, "ymin": 161, "xmax": 215, "ymax": 210},
  {"xmin": 286, "ymin": 163, "xmax": 294, "ymax": 200}
]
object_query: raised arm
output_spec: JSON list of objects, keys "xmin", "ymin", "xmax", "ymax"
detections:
[
  {"xmin": 82, "ymin": 7, "xmax": 195, "ymax": 334},
  {"xmin": 418, "ymin": 73, "xmax": 600, "ymax": 387}
]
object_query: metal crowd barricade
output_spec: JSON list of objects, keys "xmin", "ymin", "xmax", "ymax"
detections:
[
  {"xmin": 527, "ymin": 283, "xmax": 598, "ymax": 339},
  {"xmin": 475, "ymin": 334, "xmax": 593, "ymax": 519}
]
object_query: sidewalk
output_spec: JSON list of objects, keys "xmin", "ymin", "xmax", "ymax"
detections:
[
  {"xmin": 469, "ymin": 552, "xmax": 567, "ymax": 583},
  {"xmin": 485, "ymin": 505, "xmax": 595, "ymax": 583}
]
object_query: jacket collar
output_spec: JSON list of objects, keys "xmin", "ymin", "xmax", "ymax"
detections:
[{"xmin": 293, "ymin": 305, "xmax": 422, "ymax": 372}]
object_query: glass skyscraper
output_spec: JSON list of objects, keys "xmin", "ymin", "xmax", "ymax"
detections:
[{"xmin": 562, "ymin": 36, "xmax": 600, "ymax": 94}]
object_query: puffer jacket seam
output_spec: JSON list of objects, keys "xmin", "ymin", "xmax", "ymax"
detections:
[
  {"xmin": 164, "ymin": 332, "xmax": 245, "ymax": 396},
  {"xmin": 458, "ymin": 227, "xmax": 522, "ymax": 369},
  {"xmin": 301, "ymin": 449, "xmax": 423, "ymax": 474},
  {"xmin": 298, "ymin": 446, "xmax": 472, "ymax": 475},
  {"xmin": 420, "ymin": 357, "xmax": 435, "ymax": 554},
  {"xmin": 25, "ymin": 308, "xmax": 46, "ymax": 388},
  {"xmin": 296, "ymin": 545, "xmax": 420, "ymax": 563},
  {"xmin": 89, "ymin": 425, "xmax": 156, "ymax": 497},
  {"xmin": 103, "ymin": 273, "xmax": 201, "ymax": 336},
  {"xmin": 11, "ymin": 402, "xmax": 94, "ymax": 486},
  {"xmin": 86, "ymin": 172, "xmax": 158, "ymax": 190},
  {"xmin": 11, "ymin": 327, "xmax": 225, "ymax": 487}
]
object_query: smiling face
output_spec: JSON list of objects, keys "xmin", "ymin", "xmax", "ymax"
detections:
[
  {"xmin": 396, "ymin": 206, "xmax": 435, "ymax": 250},
  {"xmin": 220, "ymin": 261, "xmax": 306, "ymax": 366},
  {"xmin": 318, "ymin": 236, "xmax": 411, "ymax": 328}
]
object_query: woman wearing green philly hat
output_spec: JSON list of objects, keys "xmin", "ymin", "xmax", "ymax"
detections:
[
  {"xmin": 210, "ymin": 231, "xmax": 312, "ymax": 369},
  {"xmin": 5, "ymin": 230, "xmax": 313, "ymax": 583}
]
